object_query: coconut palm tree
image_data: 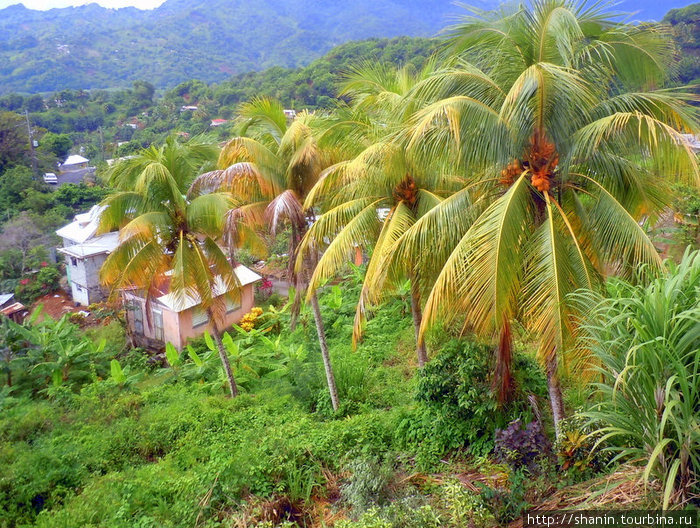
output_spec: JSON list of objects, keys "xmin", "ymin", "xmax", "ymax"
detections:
[
  {"xmin": 296, "ymin": 62, "xmax": 460, "ymax": 367},
  {"xmin": 99, "ymin": 138, "xmax": 243, "ymax": 398},
  {"xmin": 386, "ymin": 0, "xmax": 699, "ymax": 434},
  {"xmin": 190, "ymin": 98, "xmax": 342, "ymax": 411}
]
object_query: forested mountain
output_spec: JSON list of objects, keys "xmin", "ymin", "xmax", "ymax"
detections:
[
  {"xmin": 2, "ymin": 0, "xmax": 696, "ymax": 95},
  {"xmin": 0, "ymin": 0, "xmax": 467, "ymax": 94}
]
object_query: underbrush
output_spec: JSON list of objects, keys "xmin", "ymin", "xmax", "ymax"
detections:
[{"xmin": 6, "ymin": 258, "xmax": 686, "ymax": 526}]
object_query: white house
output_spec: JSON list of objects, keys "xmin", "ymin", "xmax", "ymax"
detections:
[
  {"xmin": 55, "ymin": 205, "xmax": 118, "ymax": 306},
  {"xmin": 61, "ymin": 154, "xmax": 89, "ymax": 169}
]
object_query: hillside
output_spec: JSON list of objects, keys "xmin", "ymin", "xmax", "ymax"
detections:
[
  {"xmin": 0, "ymin": 0, "xmax": 466, "ymax": 94},
  {"xmin": 2, "ymin": 0, "xmax": 698, "ymax": 95}
]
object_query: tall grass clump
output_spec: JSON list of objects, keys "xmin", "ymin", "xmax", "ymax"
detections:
[{"xmin": 577, "ymin": 249, "xmax": 700, "ymax": 509}]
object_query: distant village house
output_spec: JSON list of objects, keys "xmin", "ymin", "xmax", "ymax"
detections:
[
  {"xmin": 60, "ymin": 154, "xmax": 89, "ymax": 170},
  {"xmin": 0, "ymin": 293, "xmax": 27, "ymax": 323}
]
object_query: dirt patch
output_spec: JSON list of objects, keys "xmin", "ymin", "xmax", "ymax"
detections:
[{"xmin": 31, "ymin": 290, "xmax": 81, "ymax": 320}]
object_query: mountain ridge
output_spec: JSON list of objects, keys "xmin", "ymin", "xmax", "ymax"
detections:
[
  {"xmin": 0, "ymin": 0, "xmax": 697, "ymax": 95},
  {"xmin": 0, "ymin": 0, "xmax": 465, "ymax": 94}
]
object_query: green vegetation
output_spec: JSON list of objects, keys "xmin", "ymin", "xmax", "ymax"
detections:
[
  {"xmin": 664, "ymin": 3, "xmax": 700, "ymax": 84},
  {"xmin": 0, "ymin": 0, "xmax": 451, "ymax": 94},
  {"xmin": 0, "ymin": 2, "xmax": 699, "ymax": 527},
  {"xmin": 579, "ymin": 249, "xmax": 700, "ymax": 509}
]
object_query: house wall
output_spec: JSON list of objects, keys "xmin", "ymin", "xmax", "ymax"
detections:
[
  {"xmin": 123, "ymin": 292, "xmax": 179, "ymax": 344},
  {"xmin": 176, "ymin": 284, "xmax": 255, "ymax": 349},
  {"xmin": 64, "ymin": 253, "xmax": 109, "ymax": 306}
]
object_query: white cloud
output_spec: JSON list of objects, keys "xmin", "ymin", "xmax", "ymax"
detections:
[{"xmin": 0, "ymin": 0, "xmax": 164, "ymax": 9}]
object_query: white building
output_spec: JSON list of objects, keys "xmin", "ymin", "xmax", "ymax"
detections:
[
  {"xmin": 61, "ymin": 154, "xmax": 89, "ymax": 169},
  {"xmin": 55, "ymin": 205, "xmax": 118, "ymax": 306}
]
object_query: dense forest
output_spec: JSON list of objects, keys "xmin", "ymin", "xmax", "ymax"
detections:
[
  {"xmin": 0, "ymin": 37, "xmax": 437, "ymax": 162},
  {"xmin": 0, "ymin": 0, "xmax": 457, "ymax": 94},
  {"xmin": 0, "ymin": 0, "xmax": 696, "ymax": 94}
]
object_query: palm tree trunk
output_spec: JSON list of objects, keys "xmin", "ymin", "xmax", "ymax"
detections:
[
  {"xmin": 208, "ymin": 312, "xmax": 238, "ymax": 398},
  {"xmin": 409, "ymin": 278, "xmax": 428, "ymax": 367},
  {"xmin": 494, "ymin": 318, "xmax": 514, "ymax": 404},
  {"xmin": 289, "ymin": 286, "xmax": 301, "ymax": 331},
  {"xmin": 310, "ymin": 291, "xmax": 339, "ymax": 412},
  {"xmin": 546, "ymin": 353, "xmax": 564, "ymax": 438}
]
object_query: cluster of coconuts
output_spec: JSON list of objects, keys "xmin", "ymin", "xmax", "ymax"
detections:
[
  {"xmin": 526, "ymin": 137, "xmax": 558, "ymax": 193},
  {"xmin": 393, "ymin": 175, "xmax": 418, "ymax": 205},
  {"xmin": 500, "ymin": 160, "xmax": 522, "ymax": 187}
]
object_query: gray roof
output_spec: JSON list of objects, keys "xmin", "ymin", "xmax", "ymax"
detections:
[{"xmin": 0, "ymin": 293, "xmax": 14, "ymax": 307}]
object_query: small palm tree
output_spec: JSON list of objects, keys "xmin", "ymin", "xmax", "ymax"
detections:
[
  {"xmin": 191, "ymin": 98, "xmax": 342, "ymax": 411},
  {"xmin": 99, "ymin": 138, "xmax": 242, "ymax": 397},
  {"xmin": 387, "ymin": 0, "xmax": 699, "ymax": 433},
  {"xmin": 297, "ymin": 62, "xmax": 459, "ymax": 367}
]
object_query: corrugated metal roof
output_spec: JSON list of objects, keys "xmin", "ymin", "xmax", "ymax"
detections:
[
  {"xmin": 155, "ymin": 265, "xmax": 262, "ymax": 312},
  {"xmin": 62, "ymin": 154, "xmax": 89, "ymax": 166},
  {"xmin": 57, "ymin": 232, "xmax": 120, "ymax": 258},
  {"xmin": 0, "ymin": 293, "xmax": 14, "ymax": 307},
  {"xmin": 55, "ymin": 205, "xmax": 106, "ymax": 245},
  {"xmin": 1, "ymin": 302, "xmax": 26, "ymax": 316}
]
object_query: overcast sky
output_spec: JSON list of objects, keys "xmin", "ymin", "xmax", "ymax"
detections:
[{"xmin": 0, "ymin": 0, "xmax": 164, "ymax": 8}]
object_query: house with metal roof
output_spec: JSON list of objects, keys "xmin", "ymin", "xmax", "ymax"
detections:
[
  {"xmin": 0, "ymin": 293, "xmax": 27, "ymax": 323},
  {"xmin": 122, "ymin": 265, "xmax": 262, "ymax": 349},
  {"xmin": 61, "ymin": 154, "xmax": 89, "ymax": 169}
]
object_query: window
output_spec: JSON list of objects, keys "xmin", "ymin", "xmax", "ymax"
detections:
[
  {"xmin": 152, "ymin": 308, "xmax": 164, "ymax": 341},
  {"xmin": 71, "ymin": 257, "xmax": 77, "ymax": 266},
  {"xmin": 192, "ymin": 308, "xmax": 208, "ymax": 327},
  {"xmin": 225, "ymin": 296, "xmax": 241, "ymax": 314},
  {"xmin": 129, "ymin": 302, "xmax": 144, "ymax": 335}
]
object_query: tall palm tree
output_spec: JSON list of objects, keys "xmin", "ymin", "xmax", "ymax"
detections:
[
  {"xmin": 99, "ymin": 137, "xmax": 243, "ymax": 398},
  {"xmin": 190, "ymin": 98, "xmax": 342, "ymax": 411},
  {"xmin": 296, "ymin": 62, "xmax": 459, "ymax": 367},
  {"xmin": 386, "ymin": 0, "xmax": 699, "ymax": 434}
]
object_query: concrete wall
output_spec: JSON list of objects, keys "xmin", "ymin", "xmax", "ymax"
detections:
[{"xmin": 64, "ymin": 253, "xmax": 109, "ymax": 306}]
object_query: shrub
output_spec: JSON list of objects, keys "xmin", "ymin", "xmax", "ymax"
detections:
[
  {"xmin": 396, "ymin": 339, "xmax": 547, "ymax": 467},
  {"xmin": 14, "ymin": 266, "xmax": 61, "ymax": 304},
  {"xmin": 340, "ymin": 456, "xmax": 394, "ymax": 513},
  {"xmin": 494, "ymin": 418, "xmax": 552, "ymax": 473},
  {"xmin": 554, "ymin": 413, "xmax": 609, "ymax": 482},
  {"xmin": 441, "ymin": 479, "xmax": 494, "ymax": 528},
  {"xmin": 477, "ymin": 471, "xmax": 529, "ymax": 524}
]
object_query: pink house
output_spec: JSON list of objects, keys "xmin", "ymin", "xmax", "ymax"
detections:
[{"xmin": 122, "ymin": 265, "xmax": 261, "ymax": 349}]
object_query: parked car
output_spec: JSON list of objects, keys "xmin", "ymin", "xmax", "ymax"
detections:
[{"xmin": 43, "ymin": 172, "xmax": 58, "ymax": 184}]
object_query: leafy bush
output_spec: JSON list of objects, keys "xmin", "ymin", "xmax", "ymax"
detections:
[
  {"xmin": 441, "ymin": 479, "xmax": 494, "ymax": 528},
  {"xmin": 579, "ymin": 249, "xmax": 700, "ymax": 508},
  {"xmin": 2, "ymin": 311, "xmax": 112, "ymax": 396},
  {"xmin": 340, "ymin": 456, "xmax": 394, "ymax": 512},
  {"xmin": 494, "ymin": 418, "xmax": 552, "ymax": 473},
  {"xmin": 396, "ymin": 339, "xmax": 547, "ymax": 467},
  {"xmin": 14, "ymin": 265, "xmax": 61, "ymax": 304},
  {"xmin": 554, "ymin": 413, "xmax": 609, "ymax": 482},
  {"xmin": 477, "ymin": 471, "xmax": 529, "ymax": 524},
  {"xmin": 336, "ymin": 502, "xmax": 441, "ymax": 528}
]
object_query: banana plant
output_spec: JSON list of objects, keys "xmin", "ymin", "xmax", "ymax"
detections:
[
  {"xmin": 32, "ymin": 338, "xmax": 106, "ymax": 388},
  {"xmin": 109, "ymin": 359, "xmax": 142, "ymax": 388}
]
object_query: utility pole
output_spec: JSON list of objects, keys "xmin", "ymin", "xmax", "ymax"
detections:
[{"xmin": 24, "ymin": 109, "xmax": 39, "ymax": 179}]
